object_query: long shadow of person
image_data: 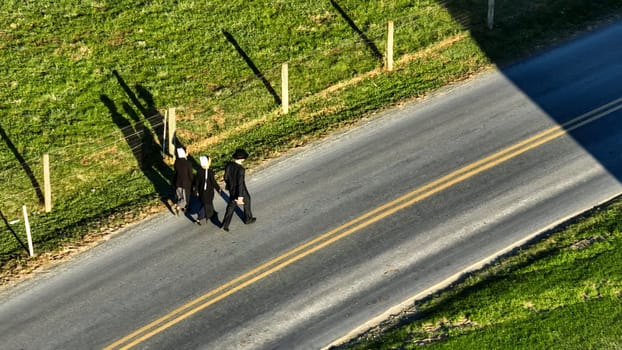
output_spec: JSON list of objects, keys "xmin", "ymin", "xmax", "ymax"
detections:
[
  {"xmin": 100, "ymin": 94, "xmax": 175, "ymax": 214},
  {"xmin": 123, "ymin": 72, "xmax": 204, "ymax": 220},
  {"xmin": 135, "ymin": 84, "xmax": 165, "ymax": 144},
  {"xmin": 112, "ymin": 70, "xmax": 200, "ymax": 166}
]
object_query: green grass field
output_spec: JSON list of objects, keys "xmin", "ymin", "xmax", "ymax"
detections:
[
  {"xmin": 340, "ymin": 197, "xmax": 622, "ymax": 349},
  {"xmin": 1, "ymin": 0, "xmax": 622, "ymax": 313}
]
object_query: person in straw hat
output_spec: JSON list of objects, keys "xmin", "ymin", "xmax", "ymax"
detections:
[{"xmin": 221, "ymin": 148, "xmax": 256, "ymax": 232}]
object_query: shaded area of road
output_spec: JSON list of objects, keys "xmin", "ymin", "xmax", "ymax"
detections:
[{"xmin": 440, "ymin": 0, "xmax": 622, "ymax": 182}]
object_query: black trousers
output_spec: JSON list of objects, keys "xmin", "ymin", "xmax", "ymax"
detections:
[
  {"xmin": 197, "ymin": 202, "xmax": 216, "ymax": 221},
  {"xmin": 222, "ymin": 194, "xmax": 253, "ymax": 229}
]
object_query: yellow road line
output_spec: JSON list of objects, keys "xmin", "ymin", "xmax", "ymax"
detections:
[{"xmin": 105, "ymin": 96, "xmax": 622, "ymax": 349}]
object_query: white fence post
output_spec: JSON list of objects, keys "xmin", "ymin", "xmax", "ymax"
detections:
[
  {"xmin": 386, "ymin": 21, "xmax": 394, "ymax": 71},
  {"xmin": 22, "ymin": 205, "xmax": 34, "ymax": 257},
  {"xmin": 43, "ymin": 153, "xmax": 52, "ymax": 212},
  {"xmin": 281, "ymin": 63, "xmax": 289, "ymax": 114}
]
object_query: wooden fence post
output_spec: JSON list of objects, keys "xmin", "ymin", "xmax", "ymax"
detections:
[
  {"xmin": 22, "ymin": 205, "xmax": 34, "ymax": 257},
  {"xmin": 281, "ymin": 63, "xmax": 289, "ymax": 114},
  {"xmin": 386, "ymin": 21, "xmax": 394, "ymax": 71},
  {"xmin": 167, "ymin": 107, "xmax": 176, "ymax": 157},
  {"xmin": 43, "ymin": 153, "xmax": 52, "ymax": 212}
]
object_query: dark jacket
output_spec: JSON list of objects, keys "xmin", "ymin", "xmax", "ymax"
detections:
[
  {"xmin": 194, "ymin": 168, "xmax": 221, "ymax": 204},
  {"xmin": 174, "ymin": 157, "xmax": 193, "ymax": 189},
  {"xmin": 224, "ymin": 161, "xmax": 248, "ymax": 199}
]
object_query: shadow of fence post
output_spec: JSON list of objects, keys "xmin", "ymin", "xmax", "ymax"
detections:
[
  {"xmin": 0, "ymin": 208, "xmax": 29, "ymax": 255},
  {"xmin": 222, "ymin": 29, "xmax": 282, "ymax": 106},
  {"xmin": 330, "ymin": 0, "xmax": 384, "ymax": 63},
  {"xmin": 0, "ymin": 125, "xmax": 45, "ymax": 206}
]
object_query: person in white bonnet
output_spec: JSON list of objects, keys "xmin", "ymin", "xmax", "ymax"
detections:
[
  {"xmin": 193, "ymin": 155, "xmax": 223, "ymax": 226},
  {"xmin": 173, "ymin": 147, "xmax": 193, "ymax": 215}
]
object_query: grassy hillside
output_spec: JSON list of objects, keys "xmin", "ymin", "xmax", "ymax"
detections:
[{"xmin": 2, "ymin": 1, "xmax": 622, "ymax": 272}]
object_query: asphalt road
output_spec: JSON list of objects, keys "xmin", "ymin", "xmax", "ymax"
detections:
[{"xmin": 1, "ymin": 21, "xmax": 622, "ymax": 350}]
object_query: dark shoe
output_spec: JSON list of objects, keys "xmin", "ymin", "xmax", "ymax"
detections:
[
  {"xmin": 222, "ymin": 226, "xmax": 229, "ymax": 232},
  {"xmin": 245, "ymin": 217, "xmax": 257, "ymax": 224},
  {"xmin": 195, "ymin": 219, "xmax": 202, "ymax": 226}
]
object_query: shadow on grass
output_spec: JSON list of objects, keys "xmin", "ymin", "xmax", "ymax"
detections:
[
  {"xmin": 100, "ymin": 70, "xmax": 178, "ymax": 214},
  {"xmin": 114, "ymin": 70, "xmax": 199, "ymax": 166},
  {"xmin": 0, "ymin": 208, "xmax": 29, "ymax": 256},
  {"xmin": 329, "ymin": 0, "xmax": 383, "ymax": 63},
  {"xmin": 0, "ymin": 124, "xmax": 44, "ymax": 206},
  {"xmin": 112, "ymin": 70, "xmax": 165, "ymax": 141},
  {"xmin": 222, "ymin": 29, "xmax": 282, "ymax": 106},
  {"xmin": 112, "ymin": 69, "xmax": 196, "ymax": 158}
]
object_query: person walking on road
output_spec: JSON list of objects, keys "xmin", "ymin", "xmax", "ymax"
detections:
[
  {"xmin": 193, "ymin": 155, "xmax": 222, "ymax": 227},
  {"xmin": 221, "ymin": 148, "xmax": 256, "ymax": 231},
  {"xmin": 173, "ymin": 147, "xmax": 193, "ymax": 215}
]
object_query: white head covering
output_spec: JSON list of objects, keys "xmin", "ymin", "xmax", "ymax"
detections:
[
  {"xmin": 177, "ymin": 148, "xmax": 186, "ymax": 158},
  {"xmin": 200, "ymin": 156, "xmax": 209, "ymax": 168},
  {"xmin": 200, "ymin": 156, "xmax": 210, "ymax": 190}
]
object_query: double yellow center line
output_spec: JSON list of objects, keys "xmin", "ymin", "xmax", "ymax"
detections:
[{"xmin": 105, "ymin": 96, "xmax": 622, "ymax": 349}]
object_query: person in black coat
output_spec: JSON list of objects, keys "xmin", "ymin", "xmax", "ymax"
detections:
[
  {"xmin": 193, "ymin": 155, "xmax": 222, "ymax": 226},
  {"xmin": 221, "ymin": 148, "xmax": 256, "ymax": 231},
  {"xmin": 173, "ymin": 147, "xmax": 193, "ymax": 215}
]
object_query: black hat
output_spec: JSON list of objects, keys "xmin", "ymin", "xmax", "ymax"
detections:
[{"xmin": 232, "ymin": 148, "xmax": 249, "ymax": 159}]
